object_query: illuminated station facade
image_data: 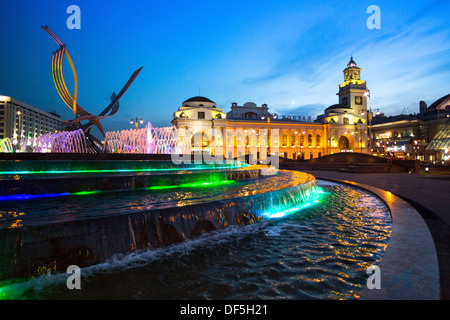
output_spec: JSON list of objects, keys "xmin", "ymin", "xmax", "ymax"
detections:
[{"xmin": 172, "ymin": 57, "xmax": 370, "ymax": 159}]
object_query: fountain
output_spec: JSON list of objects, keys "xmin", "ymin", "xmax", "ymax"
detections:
[
  {"xmin": 0, "ymin": 161, "xmax": 395, "ymax": 300},
  {"xmin": 0, "ymin": 130, "xmax": 89, "ymax": 154},
  {"xmin": 0, "ymin": 152, "xmax": 325, "ymax": 280},
  {"xmin": 0, "ymin": 118, "xmax": 393, "ymax": 299},
  {"xmin": 0, "ymin": 24, "xmax": 434, "ymax": 300},
  {"xmin": 22, "ymin": 129, "xmax": 89, "ymax": 153},
  {"xmin": 0, "ymin": 138, "xmax": 13, "ymax": 153},
  {"xmin": 0, "ymin": 117, "xmax": 398, "ymax": 300},
  {"xmin": 104, "ymin": 122, "xmax": 178, "ymax": 154}
]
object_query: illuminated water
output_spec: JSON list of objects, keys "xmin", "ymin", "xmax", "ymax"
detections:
[
  {"xmin": 0, "ymin": 180, "xmax": 391, "ymax": 300},
  {"xmin": 0, "ymin": 170, "xmax": 312, "ymax": 228}
]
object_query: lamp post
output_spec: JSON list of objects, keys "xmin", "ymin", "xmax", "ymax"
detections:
[
  {"xmin": 364, "ymin": 90, "xmax": 372, "ymax": 154},
  {"xmin": 16, "ymin": 110, "xmax": 22, "ymax": 151},
  {"xmin": 267, "ymin": 116, "xmax": 271, "ymax": 154},
  {"xmin": 360, "ymin": 129, "xmax": 363, "ymax": 153},
  {"xmin": 130, "ymin": 117, "xmax": 144, "ymax": 129}
]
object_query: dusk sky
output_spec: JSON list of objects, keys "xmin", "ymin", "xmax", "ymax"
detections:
[{"xmin": 0, "ymin": 0, "xmax": 449, "ymax": 132}]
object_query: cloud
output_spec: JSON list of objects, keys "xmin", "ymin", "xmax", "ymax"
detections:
[
  {"xmin": 355, "ymin": 17, "xmax": 450, "ymax": 115},
  {"xmin": 233, "ymin": 1, "xmax": 450, "ymax": 118}
]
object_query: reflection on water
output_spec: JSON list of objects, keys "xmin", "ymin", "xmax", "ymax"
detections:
[
  {"xmin": 0, "ymin": 170, "xmax": 314, "ymax": 229},
  {"xmin": 0, "ymin": 180, "xmax": 391, "ymax": 300}
]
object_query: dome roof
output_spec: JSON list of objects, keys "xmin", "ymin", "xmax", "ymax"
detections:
[
  {"xmin": 348, "ymin": 57, "xmax": 356, "ymax": 66},
  {"xmin": 345, "ymin": 57, "xmax": 360, "ymax": 69},
  {"xmin": 183, "ymin": 96, "xmax": 215, "ymax": 104},
  {"xmin": 427, "ymin": 93, "xmax": 450, "ymax": 112}
]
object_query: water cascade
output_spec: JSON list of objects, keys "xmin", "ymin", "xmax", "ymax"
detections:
[{"xmin": 0, "ymin": 158, "xmax": 321, "ymax": 281}]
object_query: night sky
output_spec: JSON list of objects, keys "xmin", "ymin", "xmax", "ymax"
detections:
[{"xmin": 0, "ymin": 0, "xmax": 449, "ymax": 132}]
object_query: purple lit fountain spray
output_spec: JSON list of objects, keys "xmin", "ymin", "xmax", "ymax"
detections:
[{"xmin": 104, "ymin": 122, "xmax": 180, "ymax": 154}]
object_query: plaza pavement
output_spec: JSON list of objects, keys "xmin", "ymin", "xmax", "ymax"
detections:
[{"xmin": 301, "ymin": 170, "xmax": 450, "ymax": 300}]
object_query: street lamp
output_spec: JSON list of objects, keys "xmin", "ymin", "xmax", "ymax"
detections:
[
  {"xmin": 130, "ymin": 117, "xmax": 144, "ymax": 129},
  {"xmin": 16, "ymin": 110, "xmax": 22, "ymax": 134},
  {"xmin": 16, "ymin": 110, "xmax": 22, "ymax": 151},
  {"xmin": 268, "ymin": 116, "xmax": 272, "ymax": 154},
  {"xmin": 364, "ymin": 90, "xmax": 372, "ymax": 153}
]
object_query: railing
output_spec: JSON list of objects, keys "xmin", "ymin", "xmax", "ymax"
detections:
[{"xmin": 227, "ymin": 115, "xmax": 313, "ymax": 122}]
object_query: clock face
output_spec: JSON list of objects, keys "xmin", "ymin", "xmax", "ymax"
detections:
[{"xmin": 355, "ymin": 96, "xmax": 362, "ymax": 105}]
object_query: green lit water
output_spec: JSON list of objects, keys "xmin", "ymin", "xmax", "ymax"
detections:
[{"xmin": 0, "ymin": 180, "xmax": 391, "ymax": 300}]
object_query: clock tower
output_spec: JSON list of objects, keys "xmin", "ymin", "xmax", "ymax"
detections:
[{"xmin": 338, "ymin": 57, "xmax": 368, "ymax": 116}]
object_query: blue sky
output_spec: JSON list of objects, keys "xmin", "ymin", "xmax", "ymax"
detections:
[{"xmin": 0, "ymin": 0, "xmax": 449, "ymax": 132}]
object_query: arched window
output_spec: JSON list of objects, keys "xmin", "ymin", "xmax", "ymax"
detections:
[
  {"xmin": 339, "ymin": 136, "xmax": 350, "ymax": 149},
  {"xmin": 272, "ymin": 132, "xmax": 279, "ymax": 147},
  {"xmin": 192, "ymin": 132, "xmax": 209, "ymax": 147},
  {"xmin": 243, "ymin": 112, "xmax": 257, "ymax": 119},
  {"xmin": 282, "ymin": 132, "xmax": 288, "ymax": 147},
  {"xmin": 237, "ymin": 131, "xmax": 242, "ymax": 147},
  {"xmin": 308, "ymin": 134, "xmax": 313, "ymax": 146},
  {"xmin": 215, "ymin": 133, "xmax": 223, "ymax": 147},
  {"xmin": 316, "ymin": 134, "xmax": 321, "ymax": 147},
  {"xmin": 300, "ymin": 133, "xmax": 305, "ymax": 146},
  {"xmin": 291, "ymin": 133, "xmax": 296, "ymax": 146},
  {"xmin": 226, "ymin": 132, "xmax": 233, "ymax": 146}
]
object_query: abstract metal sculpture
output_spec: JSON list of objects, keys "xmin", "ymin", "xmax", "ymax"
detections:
[{"xmin": 42, "ymin": 25, "xmax": 143, "ymax": 152}]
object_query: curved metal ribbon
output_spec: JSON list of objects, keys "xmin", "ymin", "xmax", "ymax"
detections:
[{"xmin": 42, "ymin": 25, "xmax": 143, "ymax": 152}]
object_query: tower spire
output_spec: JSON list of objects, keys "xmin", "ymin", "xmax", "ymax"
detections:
[
  {"xmin": 337, "ymin": 57, "xmax": 367, "ymax": 116},
  {"xmin": 342, "ymin": 56, "xmax": 362, "ymax": 86}
]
